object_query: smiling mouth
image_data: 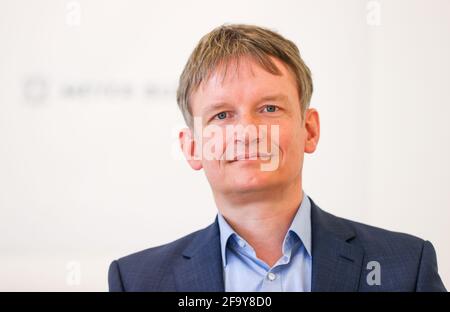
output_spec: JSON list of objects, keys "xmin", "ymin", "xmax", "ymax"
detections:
[{"xmin": 229, "ymin": 153, "xmax": 272, "ymax": 162}]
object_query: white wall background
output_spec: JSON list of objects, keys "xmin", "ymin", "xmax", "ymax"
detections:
[{"xmin": 0, "ymin": 0, "xmax": 449, "ymax": 291}]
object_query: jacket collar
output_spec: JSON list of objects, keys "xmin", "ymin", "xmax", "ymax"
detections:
[
  {"xmin": 310, "ymin": 197, "xmax": 365, "ymax": 291},
  {"xmin": 173, "ymin": 218, "xmax": 225, "ymax": 291}
]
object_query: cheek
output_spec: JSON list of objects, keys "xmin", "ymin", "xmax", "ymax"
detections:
[
  {"xmin": 201, "ymin": 159, "xmax": 222, "ymax": 187},
  {"xmin": 200, "ymin": 134, "xmax": 227, "ymax": 176},
  {"xmin": 279, "ymin": 125, "xmax": 305, "ymax": 160},
  {"xmin": 200, "ymin": 128, "xmax": 227, "ymax": 161}
]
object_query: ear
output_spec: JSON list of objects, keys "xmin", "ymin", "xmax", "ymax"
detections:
[
  {"xmin": 304, "ymin": 108, "xmax": 320, "ymax": 154},
  {"xmin": 179, "ymin": 127, "xmax": 203, "ymax": 170}
]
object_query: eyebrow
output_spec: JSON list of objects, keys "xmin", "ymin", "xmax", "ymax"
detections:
[
  {"xmin": 201, "ymin": 93, "xmax": 289, "ymax": 116},
  {"xmin": 258, "ymin": 93, "xmax": 288, "ymax": 104},
  {"xmin": 201, "ymin": 102, "xmax": 231, "ymax": 116}
]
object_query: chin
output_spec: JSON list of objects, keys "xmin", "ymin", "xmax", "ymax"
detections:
[{"xmin": 228, "ymin": 170, "xmax": 279, "ymax": 193}]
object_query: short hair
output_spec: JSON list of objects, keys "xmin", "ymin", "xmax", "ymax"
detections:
[{"xmin": 176, "ymin": 24, "xmax": 313, "ymax": 127}]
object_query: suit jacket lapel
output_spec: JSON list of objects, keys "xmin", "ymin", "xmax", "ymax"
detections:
[
  {"xmin": 172, "ymin": 217, "xmax": 225, "ymax": 291},
  {"xmin": 310, "ymin": 198, "xmax": 365, "ymax": 291}
]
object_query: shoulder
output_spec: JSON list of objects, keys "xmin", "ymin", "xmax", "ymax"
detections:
[
  {"xmin": 335, "ymin": 212, "xmax": 447, "ymax": 291},
  {"xmin": 346, "ymin": 215, "xmax": 423, "ymax": 251},
  {"xmin": 319, "ymin": 206, "xmax": 426, "ymax": 256},
  {"xmin": 118, "ymin": 225, "xmax": 208, "ymax": 269},
  {"xmin": 311, "ymin": 203, "xmax": 439, "ymax": 290},
  {"xmin": 309, "ymin": 197, "xmax": 427, "ymax": 255},
  {"xmin": 109, "ymin": 223, "xmax": 214, "ymax": 291}
]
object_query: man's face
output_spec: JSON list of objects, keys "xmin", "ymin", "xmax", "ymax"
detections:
[{"xmin": 181, "ymin": 56, "xmax": 319, "ymax": 197}]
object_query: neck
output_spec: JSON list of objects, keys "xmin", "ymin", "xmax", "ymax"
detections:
[{"xmin": 214, "ymin": 178, "xmax": 303, "ymax": 267}]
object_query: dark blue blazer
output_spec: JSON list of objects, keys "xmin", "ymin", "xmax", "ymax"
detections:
[{"xmin": 108, "ymin": 198, "xmax": 446, "ymax": 291}]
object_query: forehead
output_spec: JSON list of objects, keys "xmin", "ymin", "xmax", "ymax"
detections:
[{"xmin": 191, "ymin": 56, "xmax": 298, "ymax": 106}]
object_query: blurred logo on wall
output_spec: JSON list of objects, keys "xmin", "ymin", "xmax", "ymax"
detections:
[
  {"xmin": 21, "ymin": 74, "xmax": 176, "ymax": 106},
  {"xmin": 22, "ymin": 76, "xmax": 50, "ymax": 104}
]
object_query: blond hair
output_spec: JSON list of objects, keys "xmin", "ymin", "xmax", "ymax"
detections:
[{"xmin": 176, "ymin": 24, "xmax": 313, "ymax": 127}]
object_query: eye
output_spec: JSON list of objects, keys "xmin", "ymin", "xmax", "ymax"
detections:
[
  {"xmin": 263, "ymin": 105, "xmax": 279, "ymax": 113},
  {"xmin": 215, "ymin": 112, "xmax": 228, "ymax": 120}
]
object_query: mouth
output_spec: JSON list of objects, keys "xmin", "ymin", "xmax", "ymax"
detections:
[{"xmin": 228, "ymin": 152, "xmax": 272, "ymax": 162}]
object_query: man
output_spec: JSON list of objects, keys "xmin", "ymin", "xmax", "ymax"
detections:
[{"xmin": 108, "ymin": 24, "xmax": 446, "ymax": 291}]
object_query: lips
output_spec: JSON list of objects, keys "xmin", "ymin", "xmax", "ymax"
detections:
[{"xmin": 230, "ymin": 152, "xmax": 272, "ymax": 162}]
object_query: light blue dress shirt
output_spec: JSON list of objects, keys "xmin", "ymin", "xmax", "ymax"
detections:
[{"xmin": 217, "ymin": 192, "xmax": 312, "ymax": 292}]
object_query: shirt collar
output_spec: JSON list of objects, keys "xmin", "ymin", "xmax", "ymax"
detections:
[
  {"xmin": 217, "ymin": 211, "xmax": 236, "ymax": 267},
  {"xmin": 287, "ymin": 191, "xmax": 312, "ymax": 256},
  {"xmin": 217, "ymin": 191, "xmax": 312, "ymax": 267}
]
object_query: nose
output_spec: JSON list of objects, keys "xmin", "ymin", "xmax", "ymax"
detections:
[{"xmin": 233, "ymin": 112, "xmax": 261, "ymax": 146}]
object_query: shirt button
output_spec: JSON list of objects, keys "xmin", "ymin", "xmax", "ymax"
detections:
[{"xmin": 267, "ymin": 272, "xmax": 277, "ymax": 281}]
